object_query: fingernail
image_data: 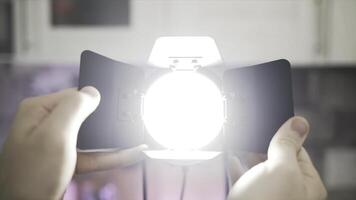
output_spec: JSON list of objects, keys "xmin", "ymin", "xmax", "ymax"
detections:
[
  {"xmin": 291, "ymin": 117, "xmax": 308, "ymax": 137},
  {"xmin": 80, "ymin": 86, "xmax": 100, "ymax": 98}
]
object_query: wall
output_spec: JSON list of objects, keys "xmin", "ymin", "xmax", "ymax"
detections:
[{"xmin": 13, "ymin": 0, "xmax": 319, "ymax": 65}]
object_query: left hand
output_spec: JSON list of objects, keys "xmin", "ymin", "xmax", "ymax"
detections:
[{"xmin": 0, "ymin": 87, "xmax": 147, "ymax": 199}]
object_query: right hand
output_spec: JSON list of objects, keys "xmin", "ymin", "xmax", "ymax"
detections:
[{"xmin": 228, "ymin": 116, "xmax": 327, "ymax": 200}]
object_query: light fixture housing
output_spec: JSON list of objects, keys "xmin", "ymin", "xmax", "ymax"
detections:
[
  {"xmin": 143, "ymin": 36, "xmax": 225, "ymax": 161},
  {"xmin": 148, "ymin": 36, "xmax": 223, "ymax": 70},
  {"xmin": 77, "ymin": 44, "xmax": 294, "ymax": 157},
  {"xmin": 77, "ymin": 41, "xmax": 294, "ymax": 199}
]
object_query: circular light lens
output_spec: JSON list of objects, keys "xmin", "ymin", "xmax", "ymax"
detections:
[{"xmin": 143, "ymin": 71, "xmax": 224, "ymax": 150}]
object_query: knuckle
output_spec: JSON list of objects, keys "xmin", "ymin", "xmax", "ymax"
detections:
[{"xmin": 276, "ymin": 136, "xmax": 299, "ymax": 150}]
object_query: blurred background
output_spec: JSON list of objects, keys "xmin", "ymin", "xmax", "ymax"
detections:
[{"xmin": 0, "ymin": 0, "xmax": 356, "ymax": 199}]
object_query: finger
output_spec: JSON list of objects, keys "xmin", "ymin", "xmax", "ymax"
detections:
[
  {"xmin": 11, "ymin": 88, "xmax": 78, "ymax": 136},
  {"xmin": 28, "ymin": 88, "xmax": 77, "ymax": 112},
  {"xmin": 298, "ymin": 148, "xmax": 328, "ymax": 199},
  {"xmin": 268, "ymin": 116, "xmax": 309, "ymax": 164},
  {"xmin": 228, "ymin": 156, "xmax": 247, "ymax": 184},
  {"xmin": 76, "ymin": 144, "xmax": 148, "ymax": 174},
  {"xmin": 298, "ymin": 147, "xmax": 320, "ymax": 179},
  {"xmin": 44, "ymin": 86, "xmax": 100, "ymax": 136}
]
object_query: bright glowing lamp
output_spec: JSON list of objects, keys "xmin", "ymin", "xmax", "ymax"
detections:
[
  {"xmin": 143, "ymin": 37, "xmax": 224, "ymax": 161},
  {"xmin": 143, "ymin": 71, "xmax": 224, "ymax": 150}
]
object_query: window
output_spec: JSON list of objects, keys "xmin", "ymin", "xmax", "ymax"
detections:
[{"xmin": 51, "ymin": 0, "xmax": 130, "ymax": 26}]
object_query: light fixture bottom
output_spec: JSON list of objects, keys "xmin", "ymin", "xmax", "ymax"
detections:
[{"xmin": 143, "ymin": 150, "xmax": 221, "ymax": 165}]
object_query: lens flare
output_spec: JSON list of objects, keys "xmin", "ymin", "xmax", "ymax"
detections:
[{"xmin": 143, "ymin": 71, "xmax": 224, "ymax": 150}]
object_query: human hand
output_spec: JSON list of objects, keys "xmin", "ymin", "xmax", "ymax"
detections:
[
  {"xmin": 228, "ymin": 116, "xmax": 327, "ymax": 200},
  {"xmin": 0, "ymin": 87, "xmax": 147, "ymax": 200}
]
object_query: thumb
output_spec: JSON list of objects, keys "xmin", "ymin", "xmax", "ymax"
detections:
[
  {"xmin": 45, "ymin": 86, "xmax": 100, "ymax": 135},
  {"xmin": 268, "ymin": 116, "xmax": 309, "ymax": 164},
  {"xmin": 76, "ymin": 144, "xmax": 148, "ymax": 174}
]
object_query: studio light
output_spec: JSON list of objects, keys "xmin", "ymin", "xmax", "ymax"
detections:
[
  {"xmin": 143, "ymin": 71, "xmax": 224, "ymax": 150},
  {"xmin": 143, "ymin": 36, "xmax": 225, "ymax": 161},
  {"xmin": 77, "ymin": 36, "xmax": 294, "ymax": 200},
  {"xmin": 78, "ymin": 37, "xmax": 294, "ymax": 161}
]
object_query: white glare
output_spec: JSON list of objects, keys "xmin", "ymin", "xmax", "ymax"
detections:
[
  {"xmin": 143, "ymin": 150, "xmax": 221, "ymax": 161},
  {"xmin": 143, "ymin": 71, "xmax": 224, "ymax": 150},
  {"xmin": 148, "ymin": 36, "xmax": 222, "ymax": 68}
]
